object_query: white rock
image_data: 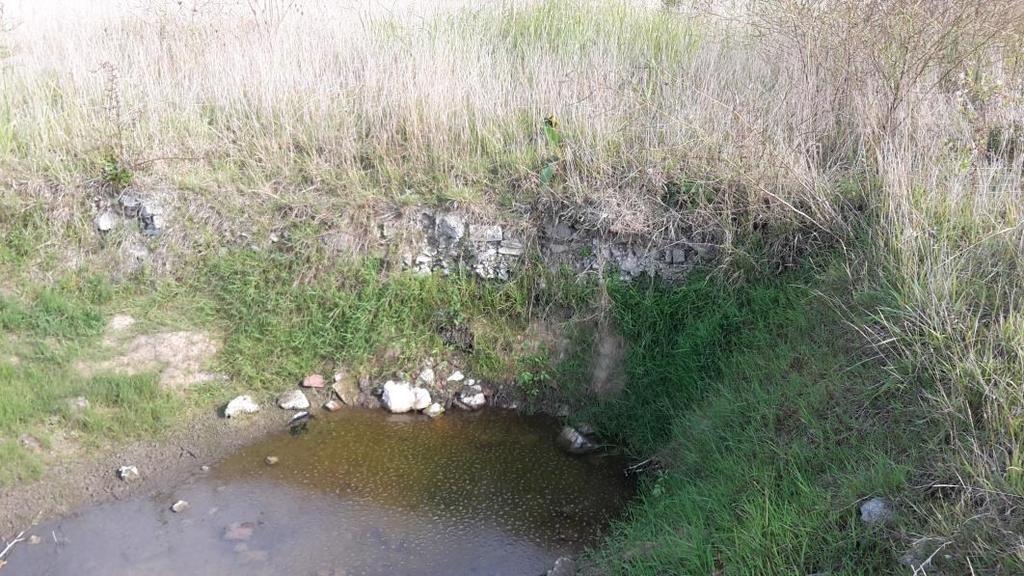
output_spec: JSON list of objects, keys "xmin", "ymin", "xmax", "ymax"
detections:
[
  {"xmin": 424, "ymin": 403, "xmax": 445, "ymax": 418},
  {"xmin": 277, "ymin": 389, "xmax": 310, "ymax": 410},
  {"xmin": 469, "ymin": 224, "xmax": 503, "ymax": 243},
  {"xmin": 117, "ymin": 465, "xmax": 140, "ymax": 481},
  {"xmin": 95, "ymin": 211, "xmax": 117, "ymax": 232},
  {"xmin": 224, "ymin": 395, "xmax": 261, "ymax": 418},
  {"xmin": 556, "ymin": 426, "xmax": 599, "ymax": 455},
  {"xmin": 417, "ymin": 367, "xmax": 435, "ymax": 386},
  {"xmin": 170, "ymin": 500, "xmax": 190, "ymax": 513},
  {"xmin": 437, "ymin": 214, "xmax": 466, "ymax": 242},
  {"xmin": 458, "ymin": 383, "xmax": 486, "ymax": 410},
  {"xmin": 381, "ymin": 380, "xmax": 416, "ymax": 413},
  {"xmin": 447, "ymin": 370, "xmax": 465, "ymax": 382},
  {"xmin": 412, "ymin": 387, "xmax": 432, "ymax": 411},
  {"xmin": 547, "ymin": 557, "xmax": 577, "ymax": 576},
  {"xmin": 498, "ymin": 240, "xmax": 525, "ymax": 256},
  {"xmin": 860, "ymin": 497, "xmax": 893, "ymax": 524}
]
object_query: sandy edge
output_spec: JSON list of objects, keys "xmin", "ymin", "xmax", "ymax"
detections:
[{"xmin": 0, "ymin": 395, "xmax": 329, "ymax": 537}]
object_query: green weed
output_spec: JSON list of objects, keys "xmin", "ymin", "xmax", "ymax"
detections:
[{"xmin": 584, "ymin": 269, "xmax": 928, "ymax": 575}]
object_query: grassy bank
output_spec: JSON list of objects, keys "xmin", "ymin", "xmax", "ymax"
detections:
[
  {"xmin": 583, "ymin": 270, "xmax": 935, "ymax": 574},
  {"xmin": 3, "ymin": 0, "xmax": 1024, "ymax": 572}
]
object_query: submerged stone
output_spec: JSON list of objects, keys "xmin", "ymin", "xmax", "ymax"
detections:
[
  {"xmin": 547, "ymin": 557, "xmax": 576, "ymax": 576},
  {"xmin": 556, "ymin": 426, "xmax": 600, "ymax": 455},
  {"xmin": 424, "ymin": 403, "xmax": 445, "ymax": 418},
  {"xmin": 170, "ymin": 500, "xmax": 190, "ymax": 513},
  {"xmin": 223, "ymin": 522, "xmax": 255, "ymax": 542}
]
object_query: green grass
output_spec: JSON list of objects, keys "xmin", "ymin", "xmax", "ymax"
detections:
[
  {"xmin": 583, "ymin": 268, "xmax": 932, "ymax": 575},
  {"xmin": 0, "ymin": 279, "xmax": 180, "ymax": 484},
  {"xmin": 196, "ymin": 250, "xmax": 589, "ymax": 391}
]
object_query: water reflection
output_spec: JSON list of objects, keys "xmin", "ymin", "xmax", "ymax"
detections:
[{"xmin": 6, "ymin": 410, "xmax": 632, "ymax": 576}]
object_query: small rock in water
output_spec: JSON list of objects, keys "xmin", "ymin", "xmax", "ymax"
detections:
[
  {"xmin": 223, "ymin": 521, "xmax": 255, "ymax": 542},
  {"xmin": 28, "ymin": 535, "xmax": 42, "ymax": 545},
  {"xmin": 117, "ymin": 465, "xmax": 140, "ymax": 481},
  {"xmin": 323, "ymin": 399, "xmax": 343, "ymax": 412},
  {"xmin": 277, "ymin": 389, "xmax": 310, "ymax": 410},
  {"xmin": 556, "ymin": 426, "xmax": 600, "ymax": 455},
  {"xmin": 423, "ymin": 403, "xmax": 445, "ymax": 418},
  {"xmin": 381, "ymin": 380, "xmax": 416, "ymax": 413},
  {"xmin": 356, "ymin": 391, "xmax": 381, "ymax": 410},
  {"xmin": 547, "ymin": 557, "xmax": 576, "ymax": 576},
  {"xmin": 237, "ymin": 547, "xmax": 269, "ymax": 564},
  {"xmin": 170, "ymin": 500, "xmax": 190, "ymax": 513},
  {"xmin": 859, "ymin": 497, "xmax": 893, "ymax": 524},
  {"xmin": 288, "ymin": 411, "xmax": 313, "ymax": 427},
  {"xmin": 301, "ymin": 373, "xmax": 326, "ymax": 388},
  {"xmin": 224, "ymin": 395, "xmax": 260, "ymax": 418},
  {"xmin": 265, "ymin": 456, "xmax": 279, "ymax": 466},
  {"xmin": 200, "ymin": 465, "xmax": 210, "ymax": 473}
]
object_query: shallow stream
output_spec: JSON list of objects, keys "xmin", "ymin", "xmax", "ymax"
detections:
[{"xmin": 6, "ymin": 409, "xmax": 633, "ymax": 575}]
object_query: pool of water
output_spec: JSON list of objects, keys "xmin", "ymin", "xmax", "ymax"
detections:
[{"xmin": 5, "ymin": 409, "xmax": 633, "ymax": 576}]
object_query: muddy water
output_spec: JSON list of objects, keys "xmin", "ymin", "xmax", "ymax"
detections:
[{"xmin": 6, "ymin": 410, "xmax": 632, "ymax": 576}]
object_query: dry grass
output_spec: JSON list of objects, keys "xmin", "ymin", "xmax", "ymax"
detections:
[{"xmin": 4, "ymin": 0, "xmax": 1024, "ymax": 567}]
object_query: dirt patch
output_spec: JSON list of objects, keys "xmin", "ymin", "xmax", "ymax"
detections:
[
  {"xmin": 77, "ymin": 317, "xmax": 221, "ymax": 392},
  {"xmin": 590, "ymin": 322, "xmax": 626, "ymax": 397},
  {"xmin": 0, "ymin": 406, "xmax": 283, "ymax": 535}
]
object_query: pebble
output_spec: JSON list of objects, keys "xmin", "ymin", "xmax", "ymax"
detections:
[
  {"xmin": 323, "ymin": 399, "xmax": 343, "ymax": 412},
  {"xmin": 302, "ymin": 374, "xmax": 326, "ymax": 388},
  {"xmin": 265, "ymin": 456, "xmax": 279, "ymax": 466},
  {"xmin": 224, "ymin": 395, "xmax": 260, "ymax": 418},
  {"xmin": 117, "ymin": 465, "xmax": 140, "ymax": 481},
  {"xmin": 223, "ymin": 522, "xmax": 255, "ymax": 542},
  {"xmin": 277, "ymin": 389, "xmax": 310, "ymax": 410},
  {"xmin": 94, "ymin": 211, "xmax": 117, "ymax": 232},
  {"xmin": 170, "ymin": 500, "xmax": 190, "ymax": 513},
  {"xmin": 860, "ymin": 497, "xmax": 893, "ymax": 524}
]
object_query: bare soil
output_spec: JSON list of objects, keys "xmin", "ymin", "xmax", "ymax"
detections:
[{"xmin": 0, "ymin": 403, "xmax": 284, "ymax": 536}]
